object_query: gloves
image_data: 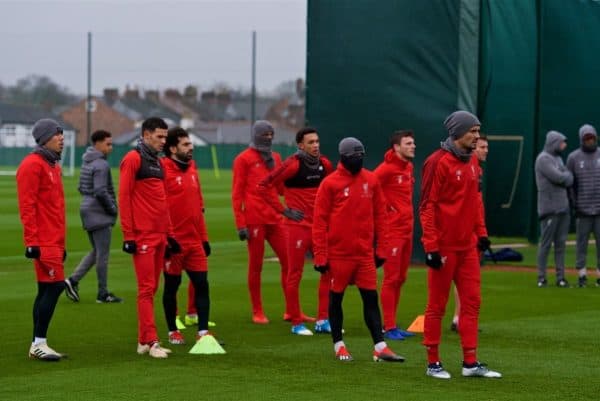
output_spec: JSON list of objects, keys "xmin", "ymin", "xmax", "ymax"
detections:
[
  {"xmin": 238, "ymin": 228, "xmax": 249, "ymax": 241},
  {"xmin": 63, "ymin": 250, "xmax": 67, "ymax": 262},
  {"xmin": 167, "ymin": 237, "xmax": 181, "ymax": 254},
  {"xmin": 314, "ymin": 264, "xmax": 330, "ymax": 274},
  {"xmin": 25, "ymin": 246, "xmax": 41, "ymax": 259},
  {"xmin": 282, "ymin": 208, "xmax": 304, "ymax": 222},
  {"xmin": 425, "ymin": 252, "xmax": 443, "ymax": 269},
  {"xmin": 122, "ymin": 240, "xmax": 137, "ymax": 254},
  {"xmin": 477, "ymin": 236, "xmax": 491, "ymax": 252},
  {"xmin": 374, "ymin": 256, "xmax": 386, "ymax": 268},
  {"xmin": 203, "ymin": 241, "xmax": 211, "ymax": 257}
]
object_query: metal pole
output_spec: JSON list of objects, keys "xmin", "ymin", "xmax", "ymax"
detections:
[
  {"xmin": 251, "ymin": 30, "xmax": 256, "ymax": 126},
  {"xmin": 87, "ymin": 31, "xmax": 92, "ymax": 142}
]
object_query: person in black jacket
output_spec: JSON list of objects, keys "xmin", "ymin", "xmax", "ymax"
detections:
[{"xmin": 64, "ymin": 130, "xmax": 122, "ymax": 303}]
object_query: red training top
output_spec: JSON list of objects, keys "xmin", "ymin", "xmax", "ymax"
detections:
[
  {"xmin": 419, "ymin": 149, "xmax": 487, "ymax": 253},
  {"xmin": 312, "ymin": 163, "xmax": 389, "ymax": 265},
  {"xmin": 119, "ymin": 150, "xmax": 172, "ymax": 241},
  {"xmin": 231, "ymin": 147, "xmax": 283, "ymax": 228},
  {"xmin": 257, "ymin": 154, "xmax": 333, "ymax": 227},
  {"xmin": 161, "ymin": 157, "xmax": 208, "ymax": 245},
  {"xmin": 373, "ymin": 149, "xmax": 414, "ymax": 239},
  {"xmin": 16, "ymin": 153, "xmax": 65, "ymax": 248}
]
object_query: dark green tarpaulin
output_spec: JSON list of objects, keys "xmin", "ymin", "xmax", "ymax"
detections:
[{"xmin": 307, "ymin": 0, "xmax": 600, "ymax": 257}]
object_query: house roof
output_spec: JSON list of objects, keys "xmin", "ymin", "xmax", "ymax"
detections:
[
  {"xmin": 194, "ymin": 122, "xmax": 295, "ymax": 145},
  {"xmin": 194, "ymin": 97, "xmax": 273, "ymax": 122},
  {"xmin": 0, "ymin": 101, "xmax": 74, "ymax": 129},
  {"xmin": 112, "ymin": 129, "xmax": 207, "ymax": 147},
  {"xmin": 108, "ymin": 96, "xmax": 182, "ymax": 124}
]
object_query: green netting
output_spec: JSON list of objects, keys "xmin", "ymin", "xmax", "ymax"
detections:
[
  {"xmin": 307, "ymin": 0, "xmax": 478, "ymax": 260},
  {"xmin": 307, "ymin": 0, "xmax": 600, "ymax": 250},
  {"xmin": 538, "ymin": 0, "xmax": 600, "ymax": 148},
  {"xmin": 478, "ymin": 0, "xmax": 538, "ymax": 240}
]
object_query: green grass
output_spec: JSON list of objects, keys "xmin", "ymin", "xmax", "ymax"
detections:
[{"xmin": 1, "ymin": 170, "xmax": 599, "ymax": 400}]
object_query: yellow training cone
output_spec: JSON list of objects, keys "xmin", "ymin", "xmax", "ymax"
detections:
[{"xmin": 189, "ymin": 334, "xmax": 226, "ymax": 355}]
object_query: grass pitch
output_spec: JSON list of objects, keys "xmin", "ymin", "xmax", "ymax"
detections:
[{"xmin": 0, "ymin": 170, "xmax": 598, "ymax": 401}]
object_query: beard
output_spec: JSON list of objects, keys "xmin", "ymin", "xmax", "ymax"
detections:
[{"xmin": 176, "ymin": 150, "xmax": 193, "ymax": 162}]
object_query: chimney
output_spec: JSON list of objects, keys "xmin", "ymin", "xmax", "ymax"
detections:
[
  {"xmin": 201, "ymin": 91, "xmax": 217, "ymax": 104},
  {"xmin": 124, "ymin": 88, "xmax": 139, "ymax": 99},
  {"xmin": 217, "ymin": 92, "xmax": 231, "ymax": 105},
  {"xmin": 103, "ymin": 88, "xmax": 119, "ymax": 104},
  {"xmin": 145, "ymin": 90, "xmax": 159, "ymax": 103},
  {"xmin": 295, "ymin": 78, "xmax": 305, "ymax": 98},
  {"xmin": 165, "ymin": 88, "xmax": 182, "ymax": 100},
  {"xmin": 184, "ymin": 85, "xmax": 198, "ymax": 102}
]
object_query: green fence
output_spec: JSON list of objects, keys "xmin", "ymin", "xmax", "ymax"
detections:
[
  {"xmin": 0, "ymin": 144, "xmax": 298, "ymax": 171},
  {"xmin": 307, "ymin": 0, "xmax": 600, "ymax": 253}
]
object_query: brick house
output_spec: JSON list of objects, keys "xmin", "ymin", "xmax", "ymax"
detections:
[{"xmin": 60, "ymin": 97, "xmax": 135, "ymax": 146}]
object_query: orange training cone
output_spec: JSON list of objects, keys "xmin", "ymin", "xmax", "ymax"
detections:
[{"xmin": 407, "ymin": 315, "xmax": 424, "ymax": 333}]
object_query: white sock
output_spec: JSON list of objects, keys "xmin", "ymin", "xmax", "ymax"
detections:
[
  {"xmin": 197, "ymin": 330, "xmax": 208, "ymax": 337},
  {"xmin": 316, "ymin": 319, "xmax": 327, "ymax": 325},
  {"xmin": 334, "ymin": 341, "xmax": 345, "ymax": 353},
  {"xmin": 374, "ymin": 341, "xmax": 387, "ymax": 352},
  {"xmin": 33, "ymin": 337, "xmax": 46, "ymax": 346},
  {"xmin": 579, "ymin": 268, "xmax": 587, "ymax": 277},
  {"xmin": 168, "ymin": 330, "xmax": 177, "ymax": 335},
  {"xmin": 187, "ymin": 314, "xmax": 198, "ymax": 318},
  {"xmin": 452, "ymin": 316, "xmax": 459, "ymax": 324}
]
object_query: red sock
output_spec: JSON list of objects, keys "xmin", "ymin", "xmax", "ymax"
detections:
[
  {"xmin": 426, "ymin": 345, "xmax": 440, "ymax": 364},
  {"xmin": 463, "ymin": 348, "xmax": 477, "ymax": 365}
]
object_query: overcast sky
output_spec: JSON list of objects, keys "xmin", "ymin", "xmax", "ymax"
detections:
[{"xmin": 0, "ymin": 0, "xmax": 307, "ymax": 95}]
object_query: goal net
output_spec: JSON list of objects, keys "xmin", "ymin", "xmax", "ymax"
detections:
[{"xmin": 0, "ymin": 124, "xmax": 76, "ymax": 176}]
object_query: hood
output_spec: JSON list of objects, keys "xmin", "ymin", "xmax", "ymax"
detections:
[
  {"xmin": 578, "ymin": 124, "xmax": 597, "ymax": 144},
  {"xmin": 543, "ymin": 131, "xmax": 566, "ymax": 155},
  {"xmin": 383, "ymin": 148, "xmax": 409, "ymax": 167},
  {"xmin": 82, "ymin": 146, "xmax": 105, "ymax": 163}
]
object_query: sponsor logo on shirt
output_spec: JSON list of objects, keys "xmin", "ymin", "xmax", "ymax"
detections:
[
  {"xmin": 456, "ymin": 170, "xmax": 462, "ymax": 181},
  {"xmin": 176, "ymin": 176, "xmax": 183, "ymax": 185}
]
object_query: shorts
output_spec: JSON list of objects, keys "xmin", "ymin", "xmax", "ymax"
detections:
[
  {"xmin": 164, "ymin": 244, "xmax": 207, "ymax": 275},
  {"xmin": 329, "ymin": 258, "xmax": 377, "ymax": 292},
  {"xmin": 34, "ymin": 246, "xmax": 65, "ymax": 282}
]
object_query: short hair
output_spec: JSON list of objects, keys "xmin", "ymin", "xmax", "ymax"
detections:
[
  {"xmin": 295, "ymin": 126, "xmax": 318, "ymax": 144},
  {"xmin": 91, "ymin": 130, "xmax": 112, "ymax": 144},
  {"xmin": 141, "ymin": 117, "xmax": 168, "ymax": 136},
  {"xmin": 164, "ymin": 126, "xmax": 189, "ymax": 157},
  {"xmin": 477, "ymin": 133, "xmax": 488, "ymax": 142},
  {"xmin": 389, "ymin": 130, "xmax": 414, "ymax": 149}
]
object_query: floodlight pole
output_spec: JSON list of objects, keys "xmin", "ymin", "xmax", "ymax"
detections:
[
  {"xmin": 251, "ymin": 30, "xmax": 256, "ymax": 126},
  {"xmin": 87, "ymin": 31, "xmax": 92, "ymax": 142}
]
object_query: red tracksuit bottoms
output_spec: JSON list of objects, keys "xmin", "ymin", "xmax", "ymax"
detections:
[
  {"xmin": 286, "ymin": 224, "xmax": 329, "ymax": 325},
  {"xmin": 246, "ymin": 223, "xmax": 289, "ymax": 315},
  {"xmin": 380, "ymin": 236, "xmax": 412, "ymax": 331},
  {"xmin": 424, "ymin": 247, "xmax": 480, "ymax": 363},
  {"xmin": 133, "ymin": 232, "xmax": 166, "ymax": 345}
]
